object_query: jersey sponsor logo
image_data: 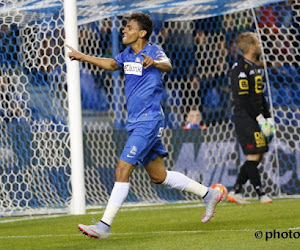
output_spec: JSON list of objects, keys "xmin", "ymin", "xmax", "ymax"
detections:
[
  {"xmin": 124, "ymin": 62, "xmax": 143, "ymax": 76},
  {"xmin": 238, "ymin": 72, "xmax": 247, "ymax": 78},
  {"xmin": 238, "ymin": 79, "xmax": 249, "ymax": 95},
  {"xmin": 255, "ymin": 75, "xmax": 263, "ymax": 93},
  {"xmin": 239, "ymin": 79, "xmax": 249, "ymax": 89}
]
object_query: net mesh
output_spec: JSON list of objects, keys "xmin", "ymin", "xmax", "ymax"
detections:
[{"xmin": 0, "ymin": 0, "xmax": 299, "ymax": 215}]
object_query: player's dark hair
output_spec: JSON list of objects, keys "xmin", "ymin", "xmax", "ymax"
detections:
[{"xmin": 129, "ymin": 12, "xmax": 153, "ymax": 40}]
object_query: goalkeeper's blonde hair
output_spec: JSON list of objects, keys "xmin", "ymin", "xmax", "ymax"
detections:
[{"xmin": 237, "ymin": 32, "xmax": 259, "ymax": 54}]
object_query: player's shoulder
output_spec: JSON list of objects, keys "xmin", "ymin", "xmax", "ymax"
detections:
[
  {"xmin": 120, "ymin": 46, "xmax": 132, "ymax": 55},
  {"xmin": 116, "ymin": 46, "xmax": 133, "ymax": 62},
  {"xmin": 148, "ymin": 43, "xmax": 165, "ymax": 54},
  {"xmin": 148, "ymin": 43, "xmax": 163, "ymax": 50},
  {"xmin": 231, "ymin": 57, "xmax": 249, "ymax": 72},
  {"xmin": 148, "ymin": 43, "xmax": 169, "ymax": 60}
]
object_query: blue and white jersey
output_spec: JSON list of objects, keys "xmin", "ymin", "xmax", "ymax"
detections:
[{"xmin": 115, "ymin": 43, "xmax": 169, "ymax": 123}]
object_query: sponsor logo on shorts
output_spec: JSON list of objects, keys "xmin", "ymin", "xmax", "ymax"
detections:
[
  {"xmin": 130, "ymin": 146, "xmax": 137, "ymax": 155},
  {"xmin": 254, "ymin": 132, "xmax": 266, "ymax": 147}
]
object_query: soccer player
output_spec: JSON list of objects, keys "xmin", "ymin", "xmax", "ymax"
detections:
[
  {"xmin": 66, "ymin": 12, "xmax": 223, "ymax": 239},
  {"xmin": 227, "ymin": 32, "xmax": 274, "ymax": 205}
]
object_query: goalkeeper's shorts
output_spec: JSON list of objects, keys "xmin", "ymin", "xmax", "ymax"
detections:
[
  {"xmin": 234, "ymin": 113, "xmax": 269, "ymax": 155},
  {"xmin": 120, "ymin": 119, "xmax": 168, "ymax": 166}
]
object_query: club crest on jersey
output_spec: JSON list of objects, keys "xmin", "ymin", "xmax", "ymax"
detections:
[
  {"xmin": 130, "ymin": 146, "xmax": 138, "ymax": 155},
  {"xmin": 135, "ymin": 57, "xmax": 141, "ymax": 63},
  {"xmin": 124, "ymin": 62, "xmax": 142, "ymax": 76}
]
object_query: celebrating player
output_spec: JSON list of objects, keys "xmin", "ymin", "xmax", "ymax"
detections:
[
  {"xmin": 227, "ymin": 32, "xmax": 274, "ymax": 204},
  {"xmin": 67, "ymin": 12, "xmax": 223, "ymax": 239}
]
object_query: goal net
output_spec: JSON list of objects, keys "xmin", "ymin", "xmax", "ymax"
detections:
[{"xmin": 0, "ymin": 0, "xmax": 299, "ymax": 216}]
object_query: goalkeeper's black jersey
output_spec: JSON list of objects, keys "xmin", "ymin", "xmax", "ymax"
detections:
[{"xmin": 229, "ymin": 56, "xmax": 270, "ymax": 120}]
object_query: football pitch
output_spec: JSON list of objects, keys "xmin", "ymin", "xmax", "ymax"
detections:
[{"xmin": 1, "ymin": 198, "xmax": 300, "ymax": 250}]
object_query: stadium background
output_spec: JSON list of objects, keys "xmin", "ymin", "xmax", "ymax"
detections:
[{"xmin": 0, "ymin": 0, "xmax": 299, "ymax": 216}]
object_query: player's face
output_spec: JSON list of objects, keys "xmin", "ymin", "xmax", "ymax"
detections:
[{"xmin": 122, "ymin": 19, "xmax": 142, "ymax": 45}]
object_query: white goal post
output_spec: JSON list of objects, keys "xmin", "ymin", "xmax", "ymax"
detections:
[{"xmin": 64, "ymin": 0, "xmax": 85, "ymax": 215}]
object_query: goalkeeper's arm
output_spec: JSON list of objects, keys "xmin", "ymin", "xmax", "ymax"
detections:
[{"xmin": 66, "ymin": 44, "xmax": 120, "ymax": 71}]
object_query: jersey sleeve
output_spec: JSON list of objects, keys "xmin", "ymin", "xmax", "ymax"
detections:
[
  {"xmin": 152, "ymin": 45, "xmax": 170, "ymax": 61},
  {"xmin": 114, "ymin": 51, "xmax": 124, "ymax": 68},
  {"xmin": 262, "ymin": 96, "xmax": 271, "ymax": 118}
]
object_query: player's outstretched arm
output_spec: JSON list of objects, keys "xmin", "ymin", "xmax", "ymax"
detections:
[
  {"xmin": 141, "ymin": 53, "xmax": 172, "ymax": 72},
  {"xmin": 66, "ymin": 44, "xmax": 120, "ymax": 71}
]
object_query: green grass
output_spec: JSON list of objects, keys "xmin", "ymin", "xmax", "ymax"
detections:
[{"xmin": 1, "ymin": 198, "xmax": 300, "ymax": 249}]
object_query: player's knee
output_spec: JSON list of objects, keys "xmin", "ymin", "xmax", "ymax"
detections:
[
  {"xmin": 115, "ymin": 161, "xmax": 134, "ymax": 182},
  {"xmin": 246, "ymin": 153, "xmax": 263, "ymax": 162},
  {"xmin": 150, "ymin": 175, "xmax": 165, "ymax": 184}
]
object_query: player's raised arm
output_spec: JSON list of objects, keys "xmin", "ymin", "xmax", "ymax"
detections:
[{"xmin": 66, "ymin": 44, "xmax": 120, "ymax": 71}]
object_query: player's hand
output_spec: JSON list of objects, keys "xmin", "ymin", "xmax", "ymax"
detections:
[
  {"xmin": 256, "ymin": 114, "xmax": 275, "ymax": 141},
  {"xmin": 141, "ymin": 53, "xmax": 154, "ymax": 69},
  {"xmin": 66, "ymin": 44, "xmax": 84, "ymax": 61},
  {"xmin": 266, "ymin": 117, "xmax": 275, "ymax": 142}
]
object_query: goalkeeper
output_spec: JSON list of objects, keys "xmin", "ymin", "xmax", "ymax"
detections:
[
  {"xmin": 67, "ymin": 12, "xmax": 223, "ymax": 239},
  {"xmin": 227, "ymin": 32, "xmax": 274, "ymax": 205}
]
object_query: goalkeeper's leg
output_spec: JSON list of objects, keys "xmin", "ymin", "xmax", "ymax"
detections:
[
  {"xmin": 233, "ymin": 163, "xmax": 249, "ymax": 193},
  {"xmin": 145, "ymin": 156, "xmax": 223, "ymax": 223},
  {"xmin": 227, "ymin": 161, "xmax": 250, "ymax": 204},
  {"xmin": 245, "ymin": 159, "xmax": 272, "ymax": 204}
]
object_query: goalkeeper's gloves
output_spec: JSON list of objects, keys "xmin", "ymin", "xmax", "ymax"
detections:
[{"xmin": 256, "ymin": 114, "xmax": 275, "ymax": 142}]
